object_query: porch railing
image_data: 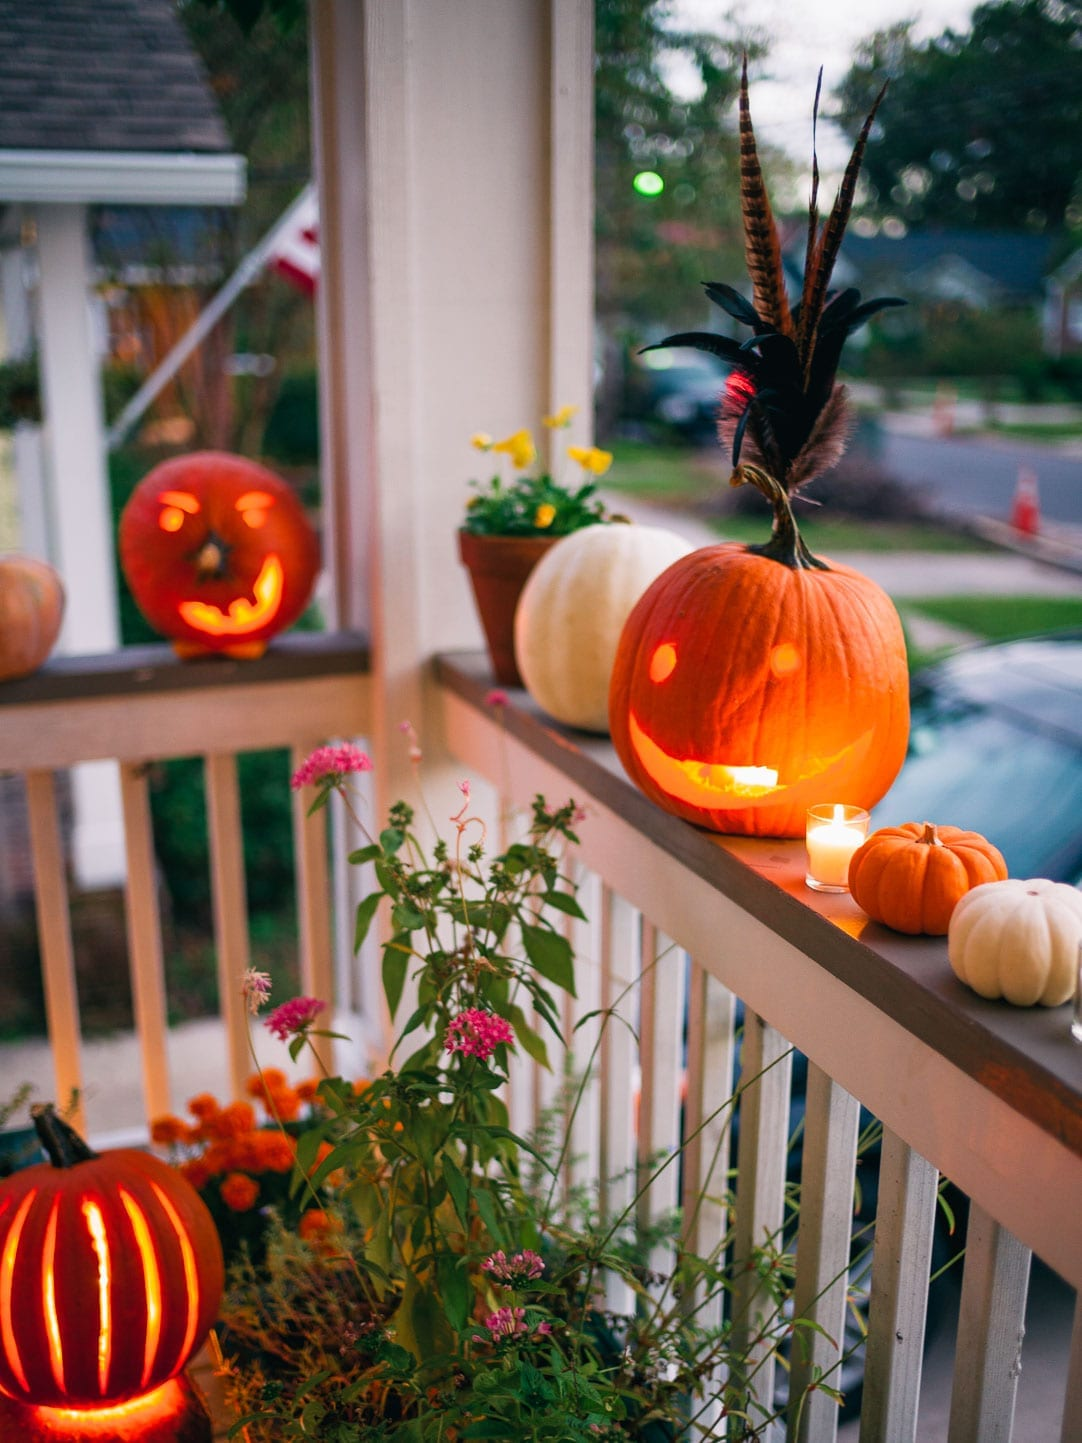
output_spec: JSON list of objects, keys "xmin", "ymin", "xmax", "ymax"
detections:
[
  {"xmin": 1, "ymin": 635, "xmax": 1079, "ymax": 1439},
  {"xmin": 0, "ymin": 632, "xmax": 369, "ymax": 1139},
  {"xmin": 436, "ymin": 651, "xmax": 1082, "ymax": 1443}
]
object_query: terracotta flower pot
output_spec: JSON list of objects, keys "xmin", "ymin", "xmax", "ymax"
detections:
[{"xmin": 458, "ymin": 529, "xmax": 558, "ymax": 687}]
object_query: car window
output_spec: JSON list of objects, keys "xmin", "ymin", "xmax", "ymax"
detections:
[{"xmin": 873, "ymin": 695, "xmax": 1082, "ymax": 884}]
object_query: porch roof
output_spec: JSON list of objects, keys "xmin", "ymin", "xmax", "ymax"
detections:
[{"xmin": 0, "ymin": 0, "xmax": 244, "ymax": 205}]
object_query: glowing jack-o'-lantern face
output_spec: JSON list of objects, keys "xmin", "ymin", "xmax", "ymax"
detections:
[
  {"xmin": 608, "ymin": 543, "xmax": 910, "ymax": 838},
  {"xmin": 118, "ymin": 453, "xmax": 320, "ymax": 658},
  {"xmin": 0, "ymin": 1107, "xmax": 223, "ymax": 1411}
]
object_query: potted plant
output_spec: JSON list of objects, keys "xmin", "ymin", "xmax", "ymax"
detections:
[
  {"xmin": 190, "ymin": 738, "xmax": 818, "ymax": 1439},
  {"xmin": 459, "ymin": 405, "xmax": 614, "ymax": 686}
]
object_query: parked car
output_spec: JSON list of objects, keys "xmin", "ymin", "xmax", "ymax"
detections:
[
  {"xmin": 628, "ymin": 345, "xmax": 727, "ymax": 442},
  {"xmin": 875, "ymin": 631, "xmax": 1082, "ymax": 884}
]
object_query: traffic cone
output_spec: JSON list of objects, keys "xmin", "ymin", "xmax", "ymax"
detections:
[{"xmin": 1010, "ymin": 466, "xmax": 1040, "ymax": 537}]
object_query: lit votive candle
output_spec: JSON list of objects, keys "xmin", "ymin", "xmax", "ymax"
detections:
[{"xmin": 805, "ymin": 804, "xmax": 870, "ymax": 893}]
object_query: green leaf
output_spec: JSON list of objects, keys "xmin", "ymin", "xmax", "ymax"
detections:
[
  {"xmin": 392, "ymin": 902, "xmax": 427, "ymax": 932},
  {"xmin": 473, "ymin": 1183, "xmax": 507, "ymax": 1248},
  {"xmin": 374, "ymin": 859, "xmax": 401, "ymax": 899},
  {"xmin": 380, "ymin": 827, "xmax": 406, "ymax": 855},
  {"xmin": 521, "ymin": 923, "xmax": 576, "ymax": 996},
  {"xmin": 394, "ymin": 1268, "xmax": 453, "ymax": 1361},
  {"xmin": 382, "ymin": 934, "xmax": 412, "ymax": 1019},
  {"xmin": 462, "ymin": 1422, "xmax": 516, "ymax": 1439},
  {"xmin": 353, "ymin": 891, "xmax": 382, "ymax": 952},
  {"xmin": 435, "ymin": 1252, "xmax": 471, "ymax": 1332},
  {"xmin": 542, "ymin": 889, "xmax": 587, "ymax": 921},
  {"xmin": 348, "ymin": 843, "xmax": 382, "ymax": 864},
  {"xmin": 507, "ymin": 1004, "xmax": 551, "ymax": 1069},
  {"xmin": 441, "ymin": 1153, "xmax": 470, "ymax": 1229}
]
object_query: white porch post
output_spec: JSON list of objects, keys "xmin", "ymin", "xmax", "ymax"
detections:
[
  {"xmin": 34, "ymin": 202, "xmax": 125, "ymax": 888},
  {"xmin": 310, "ymin": 0, "xmax": 595, "ymax": 790}
]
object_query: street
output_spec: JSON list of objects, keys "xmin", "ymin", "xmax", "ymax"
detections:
[{"xmin": 881, "ymin": 427, "xmax": 1082, "ymax": 528}]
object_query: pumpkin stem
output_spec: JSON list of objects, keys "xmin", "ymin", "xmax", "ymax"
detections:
[
  {"xmin": 31, "ymin": 1103, "xmax": 99, "ymax": 1168},
  {"xmin": 730, "ymin": 463, "xmax": 830, "ymax": 571},
  {"xmin": 195, "ymin": 537, "xmax": 228, "ymax": 578},
  {"xmin": 921, "ymin": 822, "xmax": 942, "ymax": 846}
]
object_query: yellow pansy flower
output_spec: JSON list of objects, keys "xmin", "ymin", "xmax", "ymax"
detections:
[
  {"xmin": 567, "ymin": 445, "xmax": 613, "ymax": 477},
  {"xmin": 542, "ymin": 404, "xmax": 578, "ymax": 429},
  {"xmin": 492, "ymin": 429, "xmax": 537, "ymax": 469},
  {"xmin": 534, "ymin": 503, "xmax": 557, "ymax": 529},
  {"xmin": 470, "ymin": 432, "xmax": 493, "ymax": 451}
]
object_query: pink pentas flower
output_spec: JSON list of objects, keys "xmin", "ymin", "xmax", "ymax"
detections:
[
  {"xmin": 482, "ymin": 1249, "xmax": 545, "ymax": 1283},
  {"xmin": 444, "ymin": 1008, "xmax": 514, "ymax": 1062},
  {"xmin": 485, "ymin": 689, "xmax": 509, "ymax": 708},
  {"xmin": 290, "ymin": 743, "xmax": 372, "ymax": 790},
  {"xmin": 241, "ymin": 968, "xmax": 272, "ymax": 1016},
  {"xmin": 265, "ymin": 996, "xmax": 327, "ymax": 1041},
  {"xmin": 484, "ymin": 1306, "xmax": 527, "ymax": 1338}
]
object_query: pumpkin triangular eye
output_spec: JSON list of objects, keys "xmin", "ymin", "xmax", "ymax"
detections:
[
  {"xmin": 235, "ymin": 491, "xmax": 276, "ymax": 528},
  {"xmin": 157, "ymin": 491, "xmax": 200, "ymax": 532}
]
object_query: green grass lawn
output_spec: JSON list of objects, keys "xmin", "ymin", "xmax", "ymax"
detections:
[
  {"xmin": 901, "ymin": 593, "xmax": 1082, "ymax": 640},
  {"xmin": 604, "ymin": 438, "xmax": 993, "ymax": 553}
]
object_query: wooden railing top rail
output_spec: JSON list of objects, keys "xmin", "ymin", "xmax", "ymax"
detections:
[
  {"xmin": 0, "ymin": 631, "xmax": 370, "ymax": 707},
  {"xmin": 436, "ymin": 651, "xmax": 1082, "ymax": 1166},
  {"xmin": 0, "ymin": 631, "xmax": 370, "ymax": 767}
]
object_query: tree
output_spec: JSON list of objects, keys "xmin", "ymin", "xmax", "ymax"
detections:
[{"xmin": 835, "ymin": 0, "xmax": 1082, "ymax": 232}]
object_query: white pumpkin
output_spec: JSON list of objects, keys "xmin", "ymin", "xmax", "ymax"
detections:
[
  {"xmin": 948, "ymin": 877, "xmax": 1082, "ymax": 1007},
  {"xmin": 513, "ymin": 522, "xmax": 692, "ymax": 732}
]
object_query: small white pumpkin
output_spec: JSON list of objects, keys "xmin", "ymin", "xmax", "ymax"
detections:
[
  {"xmin": 948, "ymin": 877, "xmax": 1082, "ymax": 1007},
  {"xmin": 514, "ymin": 522, "xmax": 692, "ymax": 733}
]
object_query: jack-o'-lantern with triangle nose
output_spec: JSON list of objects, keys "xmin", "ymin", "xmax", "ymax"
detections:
[
  {"xmin": 119, "ymin": 452, "xmax": 320, "ymax": 659},
  {"xmin": 609, "ymin": 65, "xmax": 910, "ymax": 838}
]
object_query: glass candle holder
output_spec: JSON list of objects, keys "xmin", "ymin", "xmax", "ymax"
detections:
[
  {"xmin": 1071, "ymin": 941, "xmax": 1082, "ymax": 1044},
  {"xmin": 805, "ymin": 804, "xmax": 870, "ymax": 893}
]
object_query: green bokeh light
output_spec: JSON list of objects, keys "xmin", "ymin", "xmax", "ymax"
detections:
[{"xmin": 632, "ymin": 170, "xmax": 664, "ymax": 197}]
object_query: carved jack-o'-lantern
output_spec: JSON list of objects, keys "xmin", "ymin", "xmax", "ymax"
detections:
[
  {"xmin": 118, "ymin": 452, "xmax": 320, "ymax": 659},
  {"xmin": 0, "ymin": 1106, "xmax": 223, "ymax": 1422},
  {"xmin": 608, "ymin": 472, "xmax": 910, "ymax": 838}
]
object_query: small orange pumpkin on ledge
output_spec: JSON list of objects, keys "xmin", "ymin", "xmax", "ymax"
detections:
[{"xmin": 847, "ymin": 821, "xmax": 1008, "ymax": 936}]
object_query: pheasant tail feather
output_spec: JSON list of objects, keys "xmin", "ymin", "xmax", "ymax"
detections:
[
  {"xmin": 739, "ymin": 57, "xmax": 793, "ymax": 338},
  {"xmin": 800, "ymin": 82, "xmax": 888, "ymax": 373}
]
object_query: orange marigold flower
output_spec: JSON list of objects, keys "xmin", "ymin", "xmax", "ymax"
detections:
[
  {"xmin": 257, "ymin": 1132, "xmax": 297, "ymax": 1173},
  {"xmin": 220, "ymin": 1173, "xmax": 260, "ymax": 1212},
  {"xmin": 298, "ymin": 1209, "xmax": 341, "ymax": 1243},
  {"xmin": 213, "ymin": 1101, "xmax": 257, "ymax": 1138},
  {"xmin": 181, "ymin": 1159, "xmax": 211, "ymax": 1191},
  {"xmin": 352, "ymin": 1078, "xmax": 371, "ymax": 1095},
  {"xmin": 268, "ymin": 1087, "xmax": 302, "ymax": 1122},
  {"xmin": 187, "ymin": 1092, "xmax": 221, "ymax": 1121},
  {"xmin": 150, "ymin": 1115, "xmax": 190, "ymax": 1146},
  {"xmin": 295, "ymin": 1078, "xmax": 321, "ymax": 1103},
  {"xmin": 247, "ymin": 1068, "xmax": 287, "ymax": 1101}
]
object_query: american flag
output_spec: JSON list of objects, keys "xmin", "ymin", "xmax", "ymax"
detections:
[{"xmin": 269, "ymin": 185, "xmax": 319, "ymax": 294}]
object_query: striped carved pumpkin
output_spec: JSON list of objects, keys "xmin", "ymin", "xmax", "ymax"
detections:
[{"xmin": 0, "ymin": 1105, "xmax": 224, "ymax": 1408}]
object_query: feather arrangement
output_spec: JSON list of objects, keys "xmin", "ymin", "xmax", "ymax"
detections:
[{"xmin": 647, "ymin": 57, "xmax": 904, "ymax": 494}]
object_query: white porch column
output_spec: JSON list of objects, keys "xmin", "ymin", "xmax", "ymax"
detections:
[
  {"xmin": 34, "ymin": 203, "xmax": 125, "ymax": 888},
  {"xmin": 310, "ymin": 0, "xmax": 595, "ymax": 798}
]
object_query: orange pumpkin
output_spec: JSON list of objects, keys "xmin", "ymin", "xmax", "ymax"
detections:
[
  {"xmin": 848, "ymin": 821, "xmax": 1008, "ymax": 935},
  {"xmin": 0, "ymin": 1105, "xmax": 224, "ymax": 1409},
  {"xmin": 118, "ymin": 452, "xmax": 319, "ymax": 659},
  {"xmin": 0, "ymin": 555, "xmax": 65, "ymax": 682},
  {"xmin": 608, "ymin": 473, "xmax": 909, "ymax": 837}
]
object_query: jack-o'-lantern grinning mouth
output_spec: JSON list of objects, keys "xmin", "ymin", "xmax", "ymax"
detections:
[
  {"xmin": 177, "ymin": 555, "xmax": 284, "ymax": 637},
  {"xmin": 627, "ymin": 712, "xmax": 873, "ymax": 810}
]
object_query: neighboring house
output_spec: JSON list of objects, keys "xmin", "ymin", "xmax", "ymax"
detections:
[
  {"xmin": 832, "ymin": 230, "xmax": 1061, "ymax": 314},
  {"xmin": 0, "ymin": 0, "xmax": 244, "ymax": 895},
  {"xmin": 1043, "ymin": 247, "xmax": 1082, "ymax": 358}
]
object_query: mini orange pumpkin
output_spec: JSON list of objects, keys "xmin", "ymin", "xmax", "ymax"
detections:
[
  {"xmin": 608, "ymin": 471, "xmax": 909, "ymax": 838},
  {"xmin": 118, "ymin": 452, "xmax": 319, "ymax": 659},
  {"xmin": 0, "ymin": 555, "xmax": 65, "ymax": 682},
  {"xmin": 847, "ymin": 821, "xmax": 1008, "ymax": 935},
  {"xmin": 0, "ymin": 1104, "xmax": 224, "ymax": 1409}
]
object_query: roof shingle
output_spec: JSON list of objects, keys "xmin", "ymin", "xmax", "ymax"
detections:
[{"xmin": 0, "ymin": 0, "xmax": 230, "ymax": 154}]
